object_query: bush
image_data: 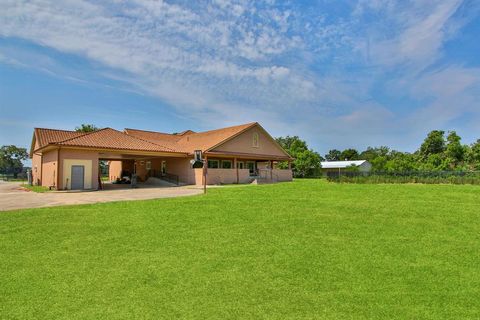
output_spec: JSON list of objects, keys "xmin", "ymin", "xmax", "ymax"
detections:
[{"xmin": 327, "ymin": 171, "xmax": 480, "ymax": 185}]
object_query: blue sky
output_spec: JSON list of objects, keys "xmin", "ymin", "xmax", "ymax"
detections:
[{"xmin": 1, "ymin": 0, "xmax": 480, "ymax": 156}]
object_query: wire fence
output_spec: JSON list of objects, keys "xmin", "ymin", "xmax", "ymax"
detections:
[
  {"xmin": 324, "ymin": 171, "xmax": 480, "ymax": 185},
  {"xmin": 0, "ymin": 173, "xmax": 27, "ymax": 183}
]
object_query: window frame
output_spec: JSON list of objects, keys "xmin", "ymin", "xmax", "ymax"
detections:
[
  {"xmin": 208, "ymin": 159, "xmax": 219, "ymax": 169},
  {"xmin": 221, "ymin": 160, "xmax": 233, "ymax": 169}
]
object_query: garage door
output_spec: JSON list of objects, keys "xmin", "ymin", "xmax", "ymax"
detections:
[{"xmin": 71, "ymin": 165, "xmax": 85, "ymax": 190}]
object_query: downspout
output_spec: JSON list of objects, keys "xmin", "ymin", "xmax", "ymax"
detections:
[
  {"xmin": 56, "ymin": 147, "xmax": 61, "ymax": 190},
  {"xmin": 38, "ymin": 153, "xmax": 43, "ymax": 186},
  {"xmin": 235, "ymin": 157, "xmax": 239, "ymax": 184}
]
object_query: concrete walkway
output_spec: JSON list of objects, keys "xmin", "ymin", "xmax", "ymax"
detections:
[{"xmin": 0, "ymin": 181, "xmax": 203, "ymax": 212}]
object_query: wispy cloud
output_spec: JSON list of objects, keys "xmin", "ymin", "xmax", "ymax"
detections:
[{"xmin": 1, "ymin": 0, "xmax": 479, "ymax": 152}]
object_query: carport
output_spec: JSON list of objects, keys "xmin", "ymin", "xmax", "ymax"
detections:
[{"xmin": 31, "ymin": 128, "xmax": 189, "ymax": 191}]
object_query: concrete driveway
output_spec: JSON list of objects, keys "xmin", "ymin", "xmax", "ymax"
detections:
[{"xmin": 0, "ymin": 181, "xmax": 203, "ymax": 211}]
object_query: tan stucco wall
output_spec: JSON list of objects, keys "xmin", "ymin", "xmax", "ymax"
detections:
[
  {"xmin": 196, "ymin": 168, "xmax": 251, "ymax": 185},
  {"xmin": 194, "ymin": 168, "xmax": 204, "ymax": 186},
  {"xmin": 134, "ymin": 157, "xmax": 194, "ymax": 184},
  {"xmin": 108, "ymin": 160, "xmax": 123, "ymax": 181},
  {"xmin": 164, "ymin": 157, "xmax": 195, "ymax": 184},
  {"xmin": 63, "ymin": 159, "xmax": 93, "ymax": 189},
  {"xmin": 41, "ymin": 149, "xmax": 58, "ymax": 188},
  {"xmin": 272, "ymin": 169, "xmax": 293, "ymax": 182},
  {"xmin": 59, "ymin": 149, "xmax": 99, "ymax": 190},
  {"xmin": 212, "ymin": 126, "xmax": 289, "ymax": 157},
  {"xmin": 32, "ymin": 153, "xmax": 42, "ymax": 185}
]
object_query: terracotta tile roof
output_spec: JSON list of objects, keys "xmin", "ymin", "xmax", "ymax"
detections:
[
  {"xmin": 34, "ymin": 128, "xmax": 85, "ymax": 149},
  {"xmin": 124, "ymin": 128, "xmax": 184, "ymax": 150},
  {"xmin": 126, "ymin": 122, "xmax": 257, "ymax": 153},
  {"xmin": 32, "ymin": 122, "xmax": 288, "ymax": 158},
  {"xmin": 177, "ymin": 122, "xmax": 257, "ymax": 153},
  {"xmin": 55, "ymin": 128, "xmax": 177, "ymax": 152}
]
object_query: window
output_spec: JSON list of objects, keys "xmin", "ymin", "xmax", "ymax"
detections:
[
  {"xmin": 208, "ymin": 159, "xmax": 219, "ymax": 168},
  {"xmin": 237, "ymin": 161, "xmax": 244, "ymax": 169},
  {"xmin": 252, "ymin": 132, "xmax": 259, "ymax": 147},
  {"xmin": 146, "ymin": 161, "xmax": 151, "ymax": 170},
  {"xmin": 221, "ymin": 160, "xmax": 232, "ymax": 169}
]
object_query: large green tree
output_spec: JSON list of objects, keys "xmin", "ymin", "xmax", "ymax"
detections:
[
  {"xmin": 340, "ymin": 148, "xmax": 360, "ymax": 161},
  {"xmin": 445, "ymin": 131, "xmax": 466, "ymax": 168},
  {"xmin": 418, "ymin": 130, "xmax": 446, "ymax": 161},
  {"xmin": 325, "ymin": 149, "xmax": 342, "ymax": 161},
  {"xmin": 467, "ymin": 140, "xmax": 480, "ymax": 170},
  {"xmin": 0, "ymin": 145, "xmax": 29, "ymax": 177},
  {"xmin": 276, "ymin": 136, "xmax": 323, "ymax": 177}
]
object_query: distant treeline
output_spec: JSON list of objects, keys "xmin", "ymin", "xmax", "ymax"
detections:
[{"xmin": 276, "ymin": 130, "xmax": 480, "ymax": 177}]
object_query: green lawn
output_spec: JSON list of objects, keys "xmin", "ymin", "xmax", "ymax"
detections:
[
  {"xmin": 20, "ymin": 184, "xmax": 51, "ymax": 193},
  {"xmin": 1, "ymin": 180, "xmax": 479, "ymax": 319}
]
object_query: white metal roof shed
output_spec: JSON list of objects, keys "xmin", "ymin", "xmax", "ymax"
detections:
[{"xmin": 320, "ymin": 160, "xmax": 369, "ymax": 169}]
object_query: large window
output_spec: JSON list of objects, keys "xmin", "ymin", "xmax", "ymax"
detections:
[
  {"xmin": 221, "ymin": 160, "xmax": 232, "ymax": 169},
  {"xmin": 208, "ymin": 159, "xmax": 219, "ymax": 168}
]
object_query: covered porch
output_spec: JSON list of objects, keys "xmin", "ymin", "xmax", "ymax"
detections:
[
  {"xmin": 103, "ymin": 151, "xmax": 193, "ymax": 187},
  {"xmin": 198, "ymin": 152, "xmax": 293, "ymax": 185}
]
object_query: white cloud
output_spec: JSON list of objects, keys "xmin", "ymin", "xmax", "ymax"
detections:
[
  {"xmin": 356, "ymin": 0, "xmax": 464, "ymax": 71},
  {"xmin": 0, "ymin": 0, "xmax": 479, "ymax": 153}
]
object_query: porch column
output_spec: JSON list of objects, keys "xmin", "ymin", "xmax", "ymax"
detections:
[
  {"xmin": 203, "ymin": 155, "xmax": 208, "ymax": 189},
  {"xmin": 270, "ymin": 160, "xmax": 273, "ymax": 180},
  {"xmin": 288, "ymin": 161, "xmax": 292, "ymax": 170},
  {"xmin": 56, "ymin": 147, "xmax": 60, "ymax": 190},
  {"xmin": 234, "ymin": 157, "xmax": 238, "ymax": 184}
]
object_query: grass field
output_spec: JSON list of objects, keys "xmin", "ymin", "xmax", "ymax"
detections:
[{"xmin": 1, "ymin": 180, "xmax": 479, "ymax": 319}]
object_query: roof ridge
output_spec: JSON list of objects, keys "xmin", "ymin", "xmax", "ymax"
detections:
[
  {"xmin": 194, "ymin": 122, "xmax": 257, "ymax": 135},
  {"xmin": 125, "ymin": 128, "xmax": 178, "ymax": 136},
  {"xmin": 55, "ymin": 127, "xmax": 112, "ymax": 144},
  {"xmin": 34, "ymin": 127, "xmax": 78, "ymax": 133},
  {"xmin": 55, "ymin": 127, "xmax": 180, "ymax": 153},
  {"xmin": 122, "ymin": 131, "xmax": 178, "ymax": 152}
]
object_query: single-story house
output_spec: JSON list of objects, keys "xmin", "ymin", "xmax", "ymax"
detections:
[
  {"xmin": 30, "ymin": 122, "xmax": 293, "ymax": 190},
  {"xmin": 320, "ymin": 160, "xmax": 372, "ymax": 175}
]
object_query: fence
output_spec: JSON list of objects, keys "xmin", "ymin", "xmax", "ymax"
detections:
[
  {"xmin": 0, "ymin": 173, "xmax": 27, "ymax": 182},
  {"xmin": 325, "ymin": 171, "xmax": 480, "ymax": 185}
]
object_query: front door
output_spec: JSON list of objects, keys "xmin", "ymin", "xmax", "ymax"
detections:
[{"xmin": 71, "ymin": 165, "xmax": 85, "ymax": 190}]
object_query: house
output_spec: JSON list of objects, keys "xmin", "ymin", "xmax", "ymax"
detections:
[
  {"xmin": 320, "ymin": 160, "xmax": 372, "ymax": 175},
  {"xmin": 30, "ymin": 122, "xmax": 293, "ymax": 190}
]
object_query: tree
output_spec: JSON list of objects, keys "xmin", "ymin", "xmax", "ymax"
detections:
[
  {"xmin": 467, "ymin": 139, "xmax": 480, "ymax": 170},
  {"xmin": 276, "ymin": 136, "xmax": 309, "ymax": 152},
  {"xmin": 445, "ymin": 131, "xmax": 466, "ymax": 168},
  {"xmin": 75, "ymin": 124, "xmax": 100, "ymax": 132},
  {"xmin": 418, "ymin": 130, "xmax": 446, "ymax": 161},
  {"xmin": 276, "ymin": 136, "xmax": 322, "ymax": 177},
  {"xmin": 340, "ymin": 148, "xmax": 359, "ymax": 161},
  {"xmin": 0, "ymin": 145, "xmax": 29, "ymax": 177},
  {"xmin": 384, "ymin": 152, "xmax": 417, "ymax": 172},
  {"xmin": 359, "ymin": 146, "xmax": 389, "ymax": 161},
  {"xmin": 325, "ymin": 149, "xmax": 341, "ymax": 161}
]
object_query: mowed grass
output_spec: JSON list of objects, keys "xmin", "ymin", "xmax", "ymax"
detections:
[{"xmin": 1, "ymin": 180, "xmax": 479, "ymax": 319}]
